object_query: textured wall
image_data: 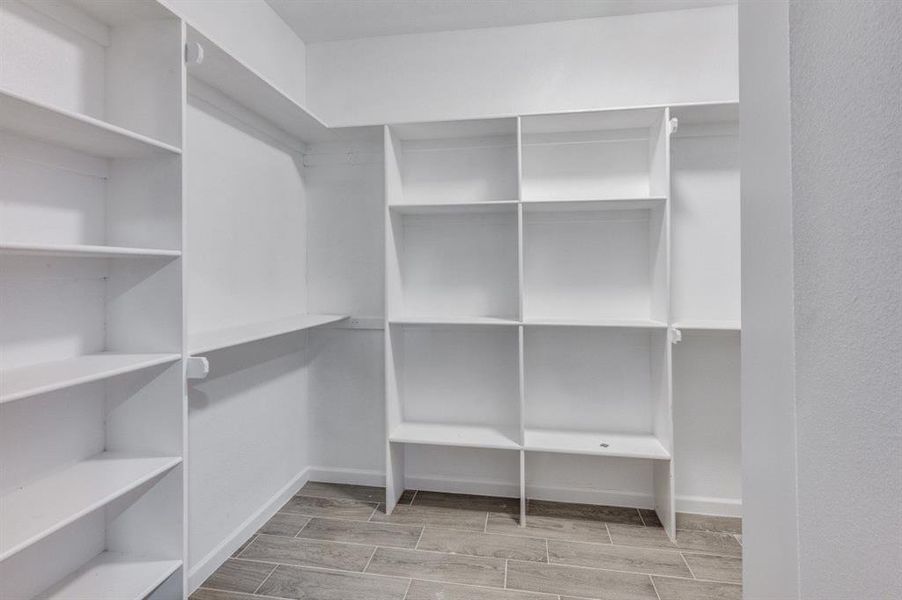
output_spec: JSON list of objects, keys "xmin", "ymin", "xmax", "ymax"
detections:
[{"xmin": 789, "ymin": 1, "xmax": 902, "ymax": 598}]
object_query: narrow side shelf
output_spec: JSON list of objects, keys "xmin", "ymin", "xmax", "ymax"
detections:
[
  {"xmin": 0, "ymin": 88, "xmax": 181, "ymax": 158},
  {"xmin": 672, "ymin": 319, "xmax": 741, "ymax": 331},
  {"xmin": 188, "ymin": 314, "xmax": 348, "ymax": 355},
  {"xmin": 390, "ymin": 422, "xmax": 521, "ymax": 450},
  {"xmin": 186, "ymin": 27, "xmax": 333, "ymax": 144},
  {"xmin": 389, "ymin": 316, "xmax": 519, "ymax": 326},
  {"xmin": 523, "ymin": 428, "xmax": 671, "ymax": 460},
  {"xmin": 36, "ymin": 553, "xmax": 181, "ymax": 600},
  {"xmin": 0, "ymin": 243, "xmax": 181, "ymax": 259},
  {"xmin": 0, "ymin": 452, "xmax": 182, "ymax": 561},
  {"xmin": 522, "ymin": 197, "xmax": 667, "ymax": 211},
  {"xmin": 388, "ymin": 201, "xmax": 519, "ymax": 215},
  {"xmin": 0, "ymin": 354, "xmax": 182, "ymax": 405},
  {"xmin": 523, "ymin": 318, "xmax": 668, "ymax": 329}
]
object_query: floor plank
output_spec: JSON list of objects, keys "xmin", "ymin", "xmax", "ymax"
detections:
[
  {"xmin": 413, "ymin": 490, "xmax": 519, "ymax": 514},
  {"xmin": 675, "ymin": 513, "xmax": 742, "ymax": 534},
  {"xmin": 298, "ymin": 481, "xmax": 387, "ymax": 504},
  {"xmin": 239, "ymin": 534, "xmax": 375, "ymax": 571},
  {"xmin": 548, "ymin": 539, "xmax": 692, "ymax": 577},
  {"xmin": 365, "ymin": 547, "xmax": 505, "ymax": 587},
  {"xmin": 417, "ymin": 527, "xmax": 548, "ymax": 562},
  {"xmin": 259, "ymin": 511, "xmax": 311, "ymax": 537},
  {"xmin": 282, "ymin": 495, "xmax": 378, "ymax": 520},
  {"xmin": 652, "ymin": 576, "xmax": 742, "ymax": 600},
  {"xmin": 528, "ymin": 499, "xmax": 644, "ymax": 526},
  {"xmin": 297, "ymin": 517, "xmax": 422, "ymax": 548},
  {"xmin": 406, "ymin": 579, "xmax": 556, "ymax": 600},
  {"xmin": 486, "ymin": 512, "xmax": 612, "ymax": 544},
  {"xmin": 506, "ymin": 559, "xmax": 659, "ymax": 599},
  {"xmin": 682, "ymin": 553, "xmax": 742, "ymax": 583},
  {"xmin": 371, "ymin": 503, "xmax": 488, "ymax": 531},
  {"xmin": 256, "ymin": 565, "xmax": 409, "ymax": 600},
  {"xmin": 201, "ymin": 558, "xmax": 276, "ymax": 594}
]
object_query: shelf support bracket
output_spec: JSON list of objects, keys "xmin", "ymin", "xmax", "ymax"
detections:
[
  {"xmin": 186, "ymin": 356, "xmax": 210, "ymax": 380},
  {"xmin": 668, "ymin": 117, "xmax": 679, "ymax": 136},
  {"xmin": 669, "ymin": 327, "xmax": 682, "ymax": 345}
]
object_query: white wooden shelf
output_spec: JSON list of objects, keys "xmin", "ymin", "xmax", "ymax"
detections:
[
  {"xmin": 672, "ymin": 319, "xmax": 741, "ymax": 331},
  {"xmin": 188, "ymin": 313, "xmax": 348, "ymax": 355},
  {"xmin": 0, "ymin": 88, "xmax": 181, "ymax": 158},
  {"xmin": 186, "ymin": 27, "xmax": 333, "ymax": 144},
  {"xmin": 390, "ymin": 422, "xmax": 521, "ymax": 450},
  {"xmin": 36, "ymin": 552, "xmax": 181, "ymax": 600},
  {"xmin": 0, "ymin": 452, "xmax": 182, "ymax": 561},
  {"xmin": 389, "ymin": 316, "xmax": 519, "ymax": 326},
  {"xmin": 523, "ymin": 318, "xmax": 668, "ymax": 329},
  {"xmin": 523, "ymin": 428, "xmax": 671, "ymax": 460},
  {"xmin": 0, "ymin": 354, "xmax": 182, "ymax": 405},
  {"xmin": 522, "ymin": 197, "xmax": 667, "ymax": 211},
  {"xmin": 388, "ymin": 201, "xmax": 518, "ymax": 215},
  {"xmin": 0, "ymin": 242, "xmax": 181, "ymax": 259}
]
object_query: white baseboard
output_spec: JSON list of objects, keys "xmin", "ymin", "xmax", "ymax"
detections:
[
  {"xmin": 306, "ymin": 466, "xmax": 741, "ymax": 517},
  {"xmin": 188, "ymin": 467, "xmax": 311, "ymax": 593},
  {"xmin": 674, "ymin": 493, "xmax": 743, "ymax": 517}
]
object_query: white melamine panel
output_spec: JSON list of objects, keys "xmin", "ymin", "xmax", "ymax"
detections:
[
  {"xmin": 521, "ymin": 108, "xmax": 667, "ymax": 202},
  {"xmin": 390, "ymin": 422, "xmax": 520, "ymax": 450},
  {"xmin": 524, "ymin": 430, "xmax": 670, "ymax": 460},
  {"xmin": 188, "ymin": 313, "xmax": 347, "ymax": 355},
  {"xmin": 671, "ymin": 130, "xmax": 740, "ymax": 325},
  {"xmin": 187, "ymin": 336, "xmax": 309, "ymax": 569},
  {"xmin": 35, "ymin": 553, "xmax": 181, "ymax": 600},
  {"xmin": 186, "ymin": 26, "xmax": 331, "ymax": 145},
  {"xmin": 389, "ymin": 208, "xmax": 518, "ymax": 320},
  {"xmin": 0, "ymin": 353, "xmax": 179, "ymax": 404},
  {"xmin": 0, "ymin": 452, "xmax": 181, "ymax": 560},
  {"xmin": 0, "ymin": 134, "xmax": 182, "ymax": 251},
  {"xmin": 389, "ymin": 324, "xmax": 519, "ymax": 442},
  {"xmin": 523, "ymin": 203, "xmax": 667, "ymax": 322},
  {"xmin": 525, "ymin": 452, "xmax": 655, "ymax": 509},
  {"xmin": 389, "ymin": 119, "xmax": 517, "ymax": 205},
  {"xmin": 523, "ymin": 327, "xmax": 667, "ymax": 436},
  {"xmin": 185, "ymin": 92, "xmax": 307, "ymax": 336},
  {"xmin": 0, "ymin": 0, "xmax": 183, "ymax": 146},
  {"xmin": 673, "ymin": 331, "xmax": 741, "ymax": 514}
]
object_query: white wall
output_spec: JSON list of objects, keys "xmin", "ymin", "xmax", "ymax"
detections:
[
  {"xmin": 740, "ymin": 0, "xmax": 902, "ymax": 598},
  {"xmin": 307, "ymin": 6, "xmax": 737, "ymax": 126},
  {"xmin": 159, "ymin": 0, "xmax": 306, "ymax": 105},
  {"xmin": 788, "ymin": 1, "xmax": 901, "ymax": 598}
]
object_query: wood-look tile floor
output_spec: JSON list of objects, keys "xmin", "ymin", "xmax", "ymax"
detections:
[{"xmin": 192, "ymin": 482, "xmax": 742, "ymax": 600}]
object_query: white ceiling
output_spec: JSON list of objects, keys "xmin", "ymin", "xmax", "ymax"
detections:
[{"xmin": 267, "ymin": 0, "xmax": 736, "ymax": 44}]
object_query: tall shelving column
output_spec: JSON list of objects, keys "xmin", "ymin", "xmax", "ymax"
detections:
[
  {"xmin": 518, "ymin": 107, "xmax": 676, "ymax": 538},
  {"xmin": 383, "ymin": 119, "xmax": 521, "ymax": 514},
  {"xmin": 0, "ymin": 0, "xmax": 187, "ymax": 597}
]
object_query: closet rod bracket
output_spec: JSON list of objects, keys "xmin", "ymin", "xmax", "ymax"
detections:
[{"xmin": 186, "ymin": 356, "xmax": 210, "ymax": 380}]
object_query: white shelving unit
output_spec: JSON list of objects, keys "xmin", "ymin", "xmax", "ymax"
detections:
[
  {"xmin": 0, "ymin": 0, "xmax": 187, "ymax": 597},
  {"xmin": 381, "ymin": 105, "xmax": 743, "ymax": 540}
]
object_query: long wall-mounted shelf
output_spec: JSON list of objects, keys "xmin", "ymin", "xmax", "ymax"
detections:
[
  {"xmin": 185, "ymin": 27, "xmax": 334, "ymax": 145},
  {"xmin": 188, "ymin": 314, "xmax": 348, "ymax": 355},
  {"xmin": 0, "ymin": 88, "xmax": 181, "ymax": 158},
  {"xmin": 0, "ymin": 243, "xmax": 181, "ymax": 259},
  {"xmin": 0, "ymin": 354, "xmax": 182, "ymax": 405},
  {"xmin": 0, "ymin": 452, "xmax": 182, "ymax": 561}
]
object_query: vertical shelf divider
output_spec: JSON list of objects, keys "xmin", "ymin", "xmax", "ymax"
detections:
[
  {"xmin": 516, "ymin": 116, "xmax": 528, "ymax": 527},
  {"xmin": 384, "ymin": 125, "xmax": 406, "ymax": 514},
  {"xmin": 651, "ymin": 108, "xmax": 676, "ymax": 539}
]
